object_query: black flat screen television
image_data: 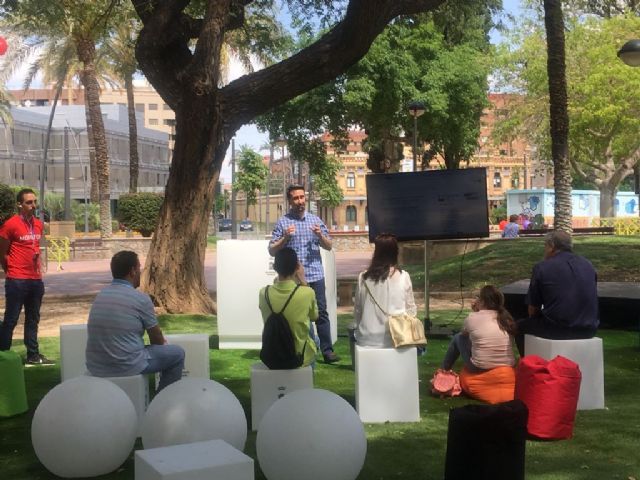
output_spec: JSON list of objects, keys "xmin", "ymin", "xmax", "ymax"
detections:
[{"xmin": 366, "ymin": 168, "xmax": 489, "ymax": 242}]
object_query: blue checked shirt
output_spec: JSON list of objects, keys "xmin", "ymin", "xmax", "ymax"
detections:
[{"xmin": 270, "ymin": 211, "xmax": 331, "ymax": 283}]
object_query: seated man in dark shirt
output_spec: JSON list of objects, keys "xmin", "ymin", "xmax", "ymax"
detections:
[{"xmin": 515, "ymin": 230, "xmax": 599, "ymax": 355}]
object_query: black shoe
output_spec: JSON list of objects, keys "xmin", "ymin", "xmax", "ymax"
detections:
[
  {"xmin": 323, "ymin": 351, "xmax": 340, "ymax": 364},
  {"xmin": 25, "ymin": 354, "xmax": 55, "ymax": 366}
]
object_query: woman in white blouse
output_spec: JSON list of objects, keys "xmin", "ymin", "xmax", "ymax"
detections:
[{"xmin": 354, "ymin": 233, "xmax": 417, "ymax": 348}]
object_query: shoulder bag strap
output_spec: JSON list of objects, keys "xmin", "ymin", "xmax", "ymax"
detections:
[{"xmin": 363, "ymin": 279, "xmax": 388, "ymax": 316}]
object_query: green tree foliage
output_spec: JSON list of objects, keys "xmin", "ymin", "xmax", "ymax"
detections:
[
  {"xmin": 233, "ymin": 146, "xmax": 268, "ymax": 216},
  {"xmin": 494, "ymin": 14, "xmax": 640, "ymax": 217},
  {"xmin": 260, "ymin": 0, "xmax": 497, "ymax": 172},
  {"xmin": 0, "ymin": 183, "xmax": 15, "ymax": 225},
  {"xmin": 117, "ymin": 193, "xmax": 164, "ymax": 237}
]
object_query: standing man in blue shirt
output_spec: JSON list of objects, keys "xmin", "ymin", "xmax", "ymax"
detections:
[{"xmin": 269, "ymin": 185, "xmax": 339, "ymax": 364}]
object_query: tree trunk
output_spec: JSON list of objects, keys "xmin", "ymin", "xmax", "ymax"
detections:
[
  {"xmin": 83, "ymin": 91, "xmax": 99, "ymax": 203},
  {"xmin": 599, "ymin": 184, "xmax": 616, "ymax": 218},
  {"xmin": 77, "ymin": 37, "xmax": 113, "ymax": 238},
  {"xmin": 140, "ymin": 98, "xmax": 222, "ymax": 313},
  {"xmin": 543, "ymin": 0, "xmax": 573, "ymax": 232},
  {"xmin": 126, "ymin": 74, "xmax": 139, "ymax": 193}
]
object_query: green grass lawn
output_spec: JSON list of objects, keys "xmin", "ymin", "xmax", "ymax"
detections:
[
  {"xmin": 405, "ymin": 236, "xmax": 640, "ymax": 291},
  {"xmin": 2, "ymin": 313, "xmax": 639, "ymax": 479}
]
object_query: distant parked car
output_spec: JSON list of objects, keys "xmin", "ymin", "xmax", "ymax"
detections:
[
  {"xmin": 240, "ymin": 219, "xmax": 253, "ymax": 231},
  {"xmin": 218, "ymin": 218, "xmax": 232, "ymax": 231}
]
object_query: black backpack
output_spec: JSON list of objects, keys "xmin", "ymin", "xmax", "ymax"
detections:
[{"xmin": 260, "ymin": 285, "xmax": 307, "ymax": 369}]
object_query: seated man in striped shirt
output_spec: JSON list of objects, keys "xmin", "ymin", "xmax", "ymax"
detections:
[{"xmin": 86, "ymin": 250, "xmax": 184, "ymax": 391}]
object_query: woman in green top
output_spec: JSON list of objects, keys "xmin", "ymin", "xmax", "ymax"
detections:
[{"xmin": 258, "ymin": 248, "xmax": 319, "ymax": 367}]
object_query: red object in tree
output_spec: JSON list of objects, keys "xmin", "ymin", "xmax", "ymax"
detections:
[{"xmin": 0, "ymin": 36, "xmax": 7, "ymax": 55}]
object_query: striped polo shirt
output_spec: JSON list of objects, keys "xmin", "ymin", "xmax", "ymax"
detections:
[{"xmin": 86, "ymin": 279, "xmax": 158, "ymax": 376}]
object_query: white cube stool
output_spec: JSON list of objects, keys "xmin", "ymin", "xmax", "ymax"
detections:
[
  {"xmin": 525, "ymin": 334, "xmax": 605, "ymax": 410},
  {"xmin": 250, "ymin": 362, "xmax": 313, "ymax": 431},
  {"xmin": 164, "ymin": 333, "xmax": 210, "ymax": 379},
  {"xmin": 101, "ymin": 374, "xmax": 149, "ymax": 434},
  {"xmin": 135, "ymin": 439, "xmax": 254, "ymax": 480},
  {"xmin": 355, "ymin": 345, "xmax": 420, "ymax": 423},
  {"xmin": 60, "ymin": 324, "xmax": 88, "ymax": 382}
]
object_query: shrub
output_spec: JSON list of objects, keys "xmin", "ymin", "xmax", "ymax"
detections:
[
  {"xmin": 0, "ymin": 183, "xmax": 15, "ymax": 225},
  {"xmin": 489, "ymin": 205, "xmax": 507, "ymax": 225},
  {"xmin": 117, "ymin": 193, "xmax": 164, "ymax": 237},
  {"xmin": 72, "ymin": 202, "xmax": 100, "ymax": 232}
]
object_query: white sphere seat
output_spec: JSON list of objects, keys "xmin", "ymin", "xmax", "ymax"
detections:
[
  {"xmin": 31, "ymin": 376, "xmax": 138, "ymax": 478},
  {"xmin": 256, "ymin": 388, "xmax": 367, "ymax": 480},
  {"xmin": 141, "ymin": 377, "xmax": 247, "ymax": 451}
]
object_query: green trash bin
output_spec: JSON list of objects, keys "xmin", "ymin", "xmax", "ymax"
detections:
[{"xmin": 0, "ymin": 350, "xmax": 28, "ymax": 417}]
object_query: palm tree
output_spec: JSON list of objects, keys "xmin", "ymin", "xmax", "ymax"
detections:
[
  {"xmin": 103, "ymin": 12, "xmax": 141, "ymax": 193},
  {"xmin": 543, "ymin": 0, "xmax": 573, "ymax": 232},
  {"xmin": 3, "ymin": 1, "xmax": 124, "ymax": 237}
]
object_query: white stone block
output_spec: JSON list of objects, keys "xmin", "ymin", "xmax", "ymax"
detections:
[
  {"xmin": 250, "ymin": 362, "xmax": 313, "ymax": 431},
  {"xmin": 355, "ymin": 345, "xmax": 420, "ymax": 423},
  {"xmin": 164, "ymin": 333, "xmax": 210, "ymax": 379},
  {"xmin": 60, "ymin": 324, "xmax": 88, "ymax": 382},
  {"xmin": 525, "ymin": 335, "xmax": 605, "ymax": 410},
  {"xmin": 102, "ymin": 374, "xmax": 149, "ymax": 434},
  {"xmin": 216, "ymin": 240, "xmax": 337, "ymax": 349},
  {"xmin": 135, "ymin": 439, "xmax": 254, "ymax": 480}
]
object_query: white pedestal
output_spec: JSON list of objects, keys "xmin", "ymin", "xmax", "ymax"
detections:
[
  {"xmin": 164, "ymin": 334, "xmax": 210, "ymax": 379},
  {"xmin": 355, "ymin": 345, "xmax": 420, "ymax": 423},
  {"xmin": 135, "ymin": 439, "xmax": 254, "ymax": 480},
  {"xmin": 216, "ymin": 240, "xmax": 337, "ymax": 349},
  {"xmin": 250, "ymin": 362, "xmax": 313, "ymax": 431},
  {"xmin": 525, "ymin": 335, "xmax": 605, "ymax": 410},
  {"xmin": 99, "ymin": 374, "xmax": 149, "ymax": 435},
  {"xmin": 60, "ymin": 324, "xmax": 88, "ymax": 382}
]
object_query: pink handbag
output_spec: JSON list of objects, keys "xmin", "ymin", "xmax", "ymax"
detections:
[{"xmin": 431, "ymin": 369, "xmax": 462, "ymax": 397}]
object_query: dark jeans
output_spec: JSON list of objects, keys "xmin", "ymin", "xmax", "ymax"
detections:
[
  {"xmin": 515, "ymin": 315, "xmax": 597, "ymax": 356},
  {"xmin": 441, "ymin": 333, "xmax": 484, "ymax": 373},
  {"xmin": 308, "ymin": 278, "xmax": 333, "ymax": 354},
  {"xmin": 0, "ymin": 278, "xmax": 45, "ymax": 356}
]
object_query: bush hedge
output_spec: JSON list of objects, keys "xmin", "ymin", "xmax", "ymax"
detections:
[
  {"xmin": 117, "ymin": 193, "xmax": 164, "ymax": 237},
  {"xmin": 0, "ymin": 183, "xmax": 15, "ymax": 225}
]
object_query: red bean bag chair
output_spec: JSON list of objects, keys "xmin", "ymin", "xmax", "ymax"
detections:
[
  {"xmin": 459, "ymin": 365, "xmax": 516, "ymax": 404},
  {"xmin": 515, "ymin": 355, "xmax": 581, "ymax": 440}
]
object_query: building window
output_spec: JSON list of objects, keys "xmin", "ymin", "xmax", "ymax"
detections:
[
  {"xmin": 493, "ymin": 172, "xmax": 502, "ymax": 188},
  {"xmin": 135, "ymin": 103, "xmax": 144, "ymax": 112},
  {"xmin": 148, "ymin": 103, "xmax": 158, "ymax": 110},
  {"xmin": 163, "ymin": 103, "xmax": 171, "ymax": 110},
  {"xmin": 149, "ymin": 118, "xmax": 159, "ymax": 125},
  {"xmin": 346, "ymin": 172, "xmax": 355, "ymax": 189},
  {"xmin": 38, "ymin": 165, "xmax": 41, "ymax": 181},
  {"xmin": 157, "ymin": 173, "xmax": 160, "ymax": 185},
  {"xmin": 21, "ymin": 163, "xmax": 24, "ymax": 180},
  {"xmin": 346, "ymin": 205, "xmax": 357, "ymax": 223},
  {"xmin": 511, "ymin": 172, "xmax": 519, "ymax": 189},
  {"xmin": 164, "ymin": 119, "xmax": 176, "ymax": 126}
]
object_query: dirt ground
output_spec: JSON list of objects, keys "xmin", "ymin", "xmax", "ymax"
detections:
[{"xmin": 2, "ymin": 296, "xmax": 468, "ymax": 338}]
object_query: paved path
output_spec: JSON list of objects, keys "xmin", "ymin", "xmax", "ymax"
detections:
[{"xmin": 1, "ymin": 250, "xmax": 371, "ymax": 298}]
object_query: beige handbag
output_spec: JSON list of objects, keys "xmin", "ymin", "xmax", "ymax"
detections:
[{"xmin": 363, "ymin": 280, "xmax": 427, "ymax": 348}]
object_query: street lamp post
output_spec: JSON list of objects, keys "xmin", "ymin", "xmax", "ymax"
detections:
[
  {"xmin": 408, "ymin": 101, "xmax": 425, "ymax": 172},
  {"xmin": 266, "ymin": 144, "xmax": 274, "ymax": 235},
  {"xmin": 617, "ymin": 39, "xmax": 640, "ymax": 196},
  {"xmin": 231, "ymin": 138, "xmax": 237, "ymax": 239},
  {"xmin": 275, "ymin": 136, "xmax": 287, "ymax": 210}
]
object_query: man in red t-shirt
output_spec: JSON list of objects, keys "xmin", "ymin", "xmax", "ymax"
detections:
[{"xmin": 0, "ymin": 188, "xmax": 53, "ymax": 365}]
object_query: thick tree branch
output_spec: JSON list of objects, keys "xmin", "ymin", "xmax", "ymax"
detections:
[{"xmin": 220, "ymin": 0, "xmax": 444, "ymax": 132}]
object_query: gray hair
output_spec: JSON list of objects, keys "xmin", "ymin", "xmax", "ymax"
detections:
[{"xmin": 544, "ymin": 230, "xmax": 572, "ymax": 252}]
